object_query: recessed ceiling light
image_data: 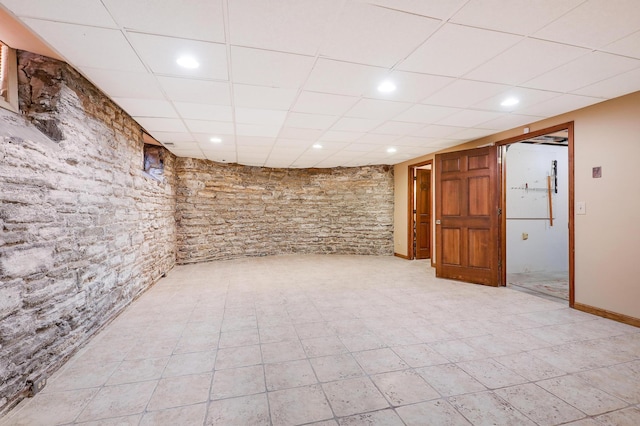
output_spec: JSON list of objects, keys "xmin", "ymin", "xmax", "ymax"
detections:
[
  {"xmin": 377, "ymin": 80, "xmax": 396, "ymax": 93},
  {"xmin": 312, "ymin": 144, "xmax": 322, "ymax": 149},
  {"xmin": 176, "ymin": 55, "xmax": 200, "ymax": 69},
  {"xmin": 387, "ymin": 147, "xmax": 397, "ymax": 153},
  {"xmin": 210, "ymin": 137, "xmax": 222, "ymax": 143},
  {"xmin": 501, "ymin": 97, "xmax": 519, "ymax": 107}
]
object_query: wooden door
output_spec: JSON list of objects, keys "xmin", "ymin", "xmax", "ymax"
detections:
[
  {"xmin": 415, "ymin": 169, "xmax": 431, "ymax": 259},
  {"xmin": 435, "ymin": 146, "xmax": 500, "ymax": 286}
]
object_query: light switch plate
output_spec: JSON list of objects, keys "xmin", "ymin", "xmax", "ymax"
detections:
[{"xmin": 576, "ymin": 201, "xmax": 586, "ymax": 215}]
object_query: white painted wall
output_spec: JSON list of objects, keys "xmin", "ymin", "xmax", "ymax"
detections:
[{"xmin": 506, "ymin": 143, "xmax": 569, "ymax": 273}]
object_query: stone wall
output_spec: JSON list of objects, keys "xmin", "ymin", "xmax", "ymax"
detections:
[
  {"xmin": 0, "ymin": 51, "xmax": 396, "ymax": 416},
  {"xmin": 175, "ymin": 158, "xmax": 394, "ymax": 263},
  {"xmin": 0, "ymin": 52, "xmax": 177, "ymax": 414}
]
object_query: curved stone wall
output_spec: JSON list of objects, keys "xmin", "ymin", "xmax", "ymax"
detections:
[{"xmin": 175, "ymin": 159, "xmax": 394, "ymax": 263}]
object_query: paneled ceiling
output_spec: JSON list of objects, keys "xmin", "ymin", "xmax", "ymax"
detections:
[{"xmin": 2, "ymin": 0, "xmax": 640, "ymax": 168}]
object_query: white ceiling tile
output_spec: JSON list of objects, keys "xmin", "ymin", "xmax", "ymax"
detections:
[
  {"xmin": 289, "ymin": 159, "xmax": 321, "ymax": 168},
  {"xmin": 451, "ymin": 0, "xmax": 584, "ymax": 36},
  {"xmin": 233, "ymin": 84, "xmax": 298, "ymax": 110},
  {"xmin": 321, "ymin": 150, "xmax": 361, "ymax": 159},
  {"xmin": 174, "ymin": 102, "xmax": 233, "ymax": 121},
  {"xmin": 398, "ymin": 23, "xmax": 522, "ymax": 77},
  {"xmin": 127, "ymin": 32, "xmax": 227, "ymax": 80},
  {"xmin": 393, "ymin": 136, "xmax": 439, "ymax": 147},
  {"xmin": 17, "ymin": 0, "xmax": 640, "ymax": 169},
  {"xmin": 205, "ymin": 153, "xmax": 237, "ymax": 164},
  {"xmin": 338, "ymin": 160, "xmax": 370, "ymax": 167},
  {"xmin": 170, "ymin": 149, "xmax": 203, "ymax": 157},
  {"xmin": 449, "ymin": 128, "xmax": 495, "ymax": 140},
  {"xmin": 295, "ymin": 152, "xmax": 332, "ymax": 163},
  {"xmin": 353, "ymin": 0, "xmax": 467, "ymax": 20},
  {"xmin": 23, "ymin": 20, "xmax": 145, "ymax": 72},
  {"xmin": 194, "ymin": 133, "xmax": 235, "ymax": 146},
  {"xmin": 236, "ymin": 124, "xmax": 282, "ymax": 137},
  {"xmin": 264, "ymin": 159, "xmax": 295, "ymax": 168},
  {"xmin": 409, "ymin": 124, "xmax": 467, "ymax": 138},
  {"xmin": 157, "ymin": 77, "xmax": 231, "ymax": 105},
  {"xmin": 362, "ymin": 150, "xmax": 396, "ymax": 160},
  {"xmin": 311, "ymin": 141, "xmax": 349, "ymax": 151},
  {"xmin": 465, "ymin": 38, "xmax": 590, "ymax": 86},
  {"xmin": 200, "ymin": 148, "xmax": 236, "ymax": 157},
  {"xmin": 200, "ymin": 145, "xmax": 236, "ymax": 154},
  {"xmin": 304, "ymin": 59, "xmax": 388, "ymax": 97},
  {"xmin": 230, "ymin": 47, "xmax": 315, "ymax": 88},
  {"xmin": 103, "ymin": 0, "xmax": 224, "ymax": 42},
  {"xmin": 268, "ymin": 148, "xmax": 307, "ymax": 159},
  {"xmin": 573, "ymin": 67, "xmax": 640, "ymax": 99},
  {"xmin": 320, "ymin": 1, "xmax": 440, "ymax": 67},
  {"xmin": 319, "ymin": 131, "xmax": 365, "ymax": 142},
  {"xmin": 473, "ymin": 87, "xmax": 561, "ymax": 112},
  {"xmin": 602, "ymin": 30, "xmax": 640, "ymax": 59},
  {"xmin": 356, "ymin": 134, "xmax": 400, "ymax": 144},
  {"xmin": 422, "ymin": 80, "xmax": 509, "ymax": 108},
  {"xmin": 284, "ymin": 112, "xmax": 338, "ymax": 130},
  {"xmin": 152, "ymin": 132, "xmax": 197, "ymax": 143},
  {"xmin": 345, "ymin": 99, "xmax": 412, "ymax": 121},
  {"xmin": 228, "ymin": 0, "xmax": 343, "ymax": 55},
  {"xmin": 278, "ymin": 128, "xmax": 325, "ymax": 140},
  {"xmin": 393, "ymin": 144, "xmax": 435, "ymax": 154},
  {"xmin": 292, "ymin": 92, "xmax": 360, "ymax": 115},
  {"xmin": 199, "ymin": 140, "xmax": 236, "ymax": 151},
  {"xmin": 185, "ymin": 120, "xmax": 234, "ymax": 134},
  {"xmin": 372, "ymin": 121, "xmax": 425, "ymax": 136},
  {"xmin": 342, "ymin": 143, "xmax": 379, "ymax": 152},
  {"xmin": 394, "ymin": 104, "xmax": 460, "ymax": 124},
  {"xmin": 273, "ymin": 139, "xmax": 315, "ymax": 149},
  {"xmin": 167, "ymin": 141, "xmax": 199, "ymax": 148},
  {"xmin": 112, "ymin": 98, "xmax": 177, "ymax": 118},
  {"xmin": 269, "ymin": 153, "xmax": 308, "ymax": 164},
  {"xmin": 235, "ymin": 108, "xmax": 288, "ymax": 126},
  {"xmin": 81, "ymin": 67, "xmax": 165, "ymax": 99},
  {"xmin": 479, "ymin": 114, "xmax": 544, "ymax": 130},
  {"xmin": 331, "ymin": 117, "xmax": 382, "ymax": 133},
  {"xmin": 534, "ymin": 0, "xmax": 640, "ymax": 49},
  {"xmin": 364, "ymin": 71, "xmax": 455, "ymax": 103},
  {"xmin": 237, "ymin": 144, "xmax": 272, "ymax": 154},
  {"xmin": 436, "ymin": 110, "xmax": 504, "ymax": 128},
  {"xmin": 523, "ymin": 52, "xmax": 640, "ymax": 93},
  {"xmin": 518, "ymin": 94, "xmax": 604, "ymax": 117},
  {"xmin": 426, "ymin": 139, "xmax": 464, "ymax": 148},
  {"xmin": 135, "ymin": 117, "xmax": 187, "ymax": 132},
  {"xmin": 235, "ymin": 136, "xmax": 276, "ymax": 147},
  {"xmin": 3, "ymin": 0, "xmax": 116, "ymax": 26}
]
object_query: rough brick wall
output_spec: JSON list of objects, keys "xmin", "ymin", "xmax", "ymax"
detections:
[
  {"xmin": 175, "ymin": 158, "xmax": 394, "ymax": 263},
  {"xmin": 0, "ymin": 52, "xmax": 177, "ymax": 414}
]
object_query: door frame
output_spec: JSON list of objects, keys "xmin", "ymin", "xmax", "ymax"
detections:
[
  {"xmin": 407, "ymin": 160, "xmax": 433, "ymax": 263},
  {"xmin": 496, "ymin": 122, "xmax": 575, "ymax": 307}
]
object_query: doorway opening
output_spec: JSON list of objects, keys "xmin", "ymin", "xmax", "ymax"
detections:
[
  {"xmin": 407, "ymin": 160, "xmax": 432, "ymax": 261},
  {"xmin": 498, "ymin": 123, "xmax": 574, "ymax": 306}
]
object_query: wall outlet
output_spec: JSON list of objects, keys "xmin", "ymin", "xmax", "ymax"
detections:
[{"xmin": 27, "ymin": 376, "xmax": 46, "ymax": 397}]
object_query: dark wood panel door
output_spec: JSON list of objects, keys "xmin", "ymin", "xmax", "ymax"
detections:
[
  {"xmin": 435, "ymin": 146, "xmax": 500, "ymax": 286},
  {"xmin": 416, "ymin": 169, "xmax": 431, "ymax": 259}
]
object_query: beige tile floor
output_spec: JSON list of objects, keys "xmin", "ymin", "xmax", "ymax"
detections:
[
  {"xmin": 507, "ymin": 270, "xmax": 569, "ymax": 302},
  {"xmin": 3, "ymin": 255, "xmax": 640, "ymax": 426}
]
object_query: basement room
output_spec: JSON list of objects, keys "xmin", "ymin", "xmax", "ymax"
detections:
[{"xmin": 1, "ymin": 1, "xmax": 639, "ymax": 425}]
